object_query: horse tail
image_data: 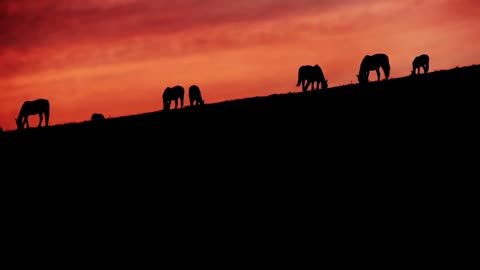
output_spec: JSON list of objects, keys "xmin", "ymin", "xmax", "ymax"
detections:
[
  {"xmin": 383, "ymin": 57, "xmax": 391, "ymax": 79},
  {"xmin": 384, "ymin": 65, "xmax": 390, "ymax": 79},
  {"xmin": 17, "ymin": 106, "xmax": 24, "ymax": 123},
  {"xmin": 296, "ymin": 67, "xmax": 302, "ymax": 86},
  {"xmin": 180, "ymin": 86, "xmax": 185, "ymax": 108},
  {"xmin": 45, "ymin": 100, "xmax": 50, "ymax": 126},
  {"xmin": 319, "ymin": 68, "xmax": 326, "ymax": 84}
]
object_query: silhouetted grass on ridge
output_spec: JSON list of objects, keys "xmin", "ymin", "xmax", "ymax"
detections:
[{"xmin": 1, "ymin": 64, "xmax": 478, "ymax": 155}]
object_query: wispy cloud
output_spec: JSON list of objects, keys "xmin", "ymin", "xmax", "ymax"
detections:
[
  {"xmin": 1, "ymin": 0, "xmax": 479, "ymax": 130},
  {"xmin": 1, "ymin": 1, "xmax": 375, "ymax": 52}
]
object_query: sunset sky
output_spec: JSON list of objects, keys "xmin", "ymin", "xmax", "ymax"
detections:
[{"xmin": 1, "ymin": 0, "xmax": 479, "ymax": 131}]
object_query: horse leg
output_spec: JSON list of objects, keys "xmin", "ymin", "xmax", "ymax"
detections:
[
  {"xmin": 376, "ymin": 69, "xmax": 381, "ymax": 81},
  {"xmin": 302, "ymin": 80, "xmax": 306, "ymax": 92},
  {"xmin": 38, "ymin": 113, "xmax": 43, "ymax": 127},
  {"xmin": 305, "ymin": 80, "xmax": 313, "ymax": 92}
]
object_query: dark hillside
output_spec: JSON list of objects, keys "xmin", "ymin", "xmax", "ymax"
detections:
[
  {"xmin": 1, "ymin": 65, "xmax": 478, "ymax": 176},
  {"xmin": 2, "ymin": 66, "xmax": 478, "ymax": 239}
]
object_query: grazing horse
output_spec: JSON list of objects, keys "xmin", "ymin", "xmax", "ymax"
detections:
[
  {"xmin": 91, "ymin": 113, "xmax": 105, "ymax": 122},
  {"xmin": 189, "ymin": 85, "xmax": 204, "ymax": 106},
  {"xmin": 163, "ymin": 85, "xmax": 184, "ymax": 110},
  {"xmin": 411, "ymin": 54, "xmax": 429, "ymax": 75},
  {"xmin": 296, "ymin": 64, "xmax": 328, "ymax": 92},
  {"xmin": 357, "ymin": 53, "xmax": 390, "ymax": 84},
  {"xmin": 16, "ymin": 98, "xmax": 50, "ymax": 130}
]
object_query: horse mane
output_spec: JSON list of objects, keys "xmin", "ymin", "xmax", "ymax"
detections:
[
  {"xmin": 313, "ymin": 65, "xmax": 327, "ymax": 83},
  {"xmin": 359, "ymin": 55, "xmax": 370, "ymax": 73}
]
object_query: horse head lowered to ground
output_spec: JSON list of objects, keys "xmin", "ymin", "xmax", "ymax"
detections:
[
  {"xmin": 357, "ymin": 53, "xmax": 390, "ymax": 84},
  {"xmin": 16, "ymin": 98, "xmax": 50, "ymax": 130},
  {"xmin": 296, "ymin": 64, "xmax": 328, "ymax": 92},
  {"xmin": 163, "ymin": 85, "xmax": 185, "ymax": 110},
  {"xmin": 411, "ymin": 54, "xmax": 430, "ymax": 75},
  {"xmin": 188, "ymin": 85, "xmax": 204, "ymax": 106}
]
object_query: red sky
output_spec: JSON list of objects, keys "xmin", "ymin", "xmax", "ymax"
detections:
[{"xmin": 1, "ymin": 0, "xmax": 479, "ymax": 131}]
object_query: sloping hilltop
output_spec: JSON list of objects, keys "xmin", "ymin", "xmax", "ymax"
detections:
[
  {"xmin": 1, "ymin": 65, "xmax": 477, "ymax": 209},
  {"xmin": 1, "ymin": 65, "xmax": 478, "ymax": 166}
]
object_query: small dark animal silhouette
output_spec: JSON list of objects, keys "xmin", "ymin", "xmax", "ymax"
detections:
[
  {"xmin": 91, "ymin": 113, "xmax": 105, "ymax": 122},
  {"xmin": 189, "ymin": 85, "xmax": 204, "ymax": 106},
  {"xmin": 163, "ymin": 85, "xmax": 184, "ymax": 110},
  {"xmin": 16, "ymin": 98, "xmax": 50, "ymax": 130},
  {"xmin": 296, "ymin": 64, "xmax": 328, "ymax": 92},
  {"xmin": 357, "ymin": 53, "xmax": 390, "ymax": 84},
  {"xmin": 411, "ymin": 54, "xmax": 430, "ymax": 75}
]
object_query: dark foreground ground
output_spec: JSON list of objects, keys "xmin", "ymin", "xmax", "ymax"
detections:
[
  {"xmin": 2, "ymin": 65, "xmax": 478, "ymax": 162},
  {"xmin": 1, "ymin": 65, "xmax": 478, "ymax": 182},
  {"xmin": 1, "ymin": 66, "xmax": 477, "ymax": 261}
]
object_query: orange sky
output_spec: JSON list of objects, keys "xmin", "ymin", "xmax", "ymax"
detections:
[{"xmin": 1, "ymin": 0, "xmax": 479, "ymax": 131}]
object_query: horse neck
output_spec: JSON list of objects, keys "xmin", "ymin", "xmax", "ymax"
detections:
[
  {"xmin": 17, "ymin": 106, "xmax": 26, "ymax": 119},
  {"xmin": 45, "ymin": 106, "xmax": 50, "ymax": 118},
  {"xmin": 359, "ymin": 62, "xmax": 365, "ymax": 73},
  {"xmin": 381, "ymin": 60, "xmax": 390, "ymax": 70},
  {"xmin": 360, "ymin": 59, "xmax": 370, "ymax": 73},
  {"xmin": 320, "ymin": 80, "xmax": 327, "ymax": 88},
  {"xmin": 316, "ymin": 70, "xmax": 326, "ymax": 83}
]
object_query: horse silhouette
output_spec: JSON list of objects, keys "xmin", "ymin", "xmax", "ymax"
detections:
[
  {"xmin": 411, "ymin": 54, "xmax": 429, "ymax": 75},
  {"xmin": 163, "ymin": 85, "xmax": 184, "ymax": 110},
  {"xmin": 189, "ymin": 85, "xmax": 204, "ymax": 106},
  {"xmin": 296, "ymin": 64, "xmax": 328, "ymax": 92},
  {"xmin": 91, "ymin": 113, "xmax": 105, "ymax": 122},
  {"xmin": 16, "ymin": 98, "xmax": 50, "ymax": 130},
  {"xmin": 357, "ymin": 53, "xmax": 390, "ymax": 84}
]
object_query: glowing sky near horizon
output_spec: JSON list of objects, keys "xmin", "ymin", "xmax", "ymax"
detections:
[{"xmin": 1, "ymin": 0, "xmax": 479, "ymax": 131}]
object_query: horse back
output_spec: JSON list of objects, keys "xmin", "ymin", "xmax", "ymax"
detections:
[
  {"xmin": 361, "ymin": 54, "xmax": 389, "ymax": 71},
  {"xmin": 372, "ymin": 53, "xmax": 389, "ymax": 66},
  {"xmin": 300, "ymin": 65, "xmax": 319, "ymax": 78},
  {"xmin": 189, "ymin": 85, "xmax": 201, "ymax": 97},
  {"xmin": 163, "ymin": 85, "xmax": 185, "ymax": 99},
  {"xmin": 21, "ymin": 99, "xmax": 49, "ymax": 116},
  {"xmin": 414, "ymin": 54, "xmax": 429, "ymax": 65}
]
